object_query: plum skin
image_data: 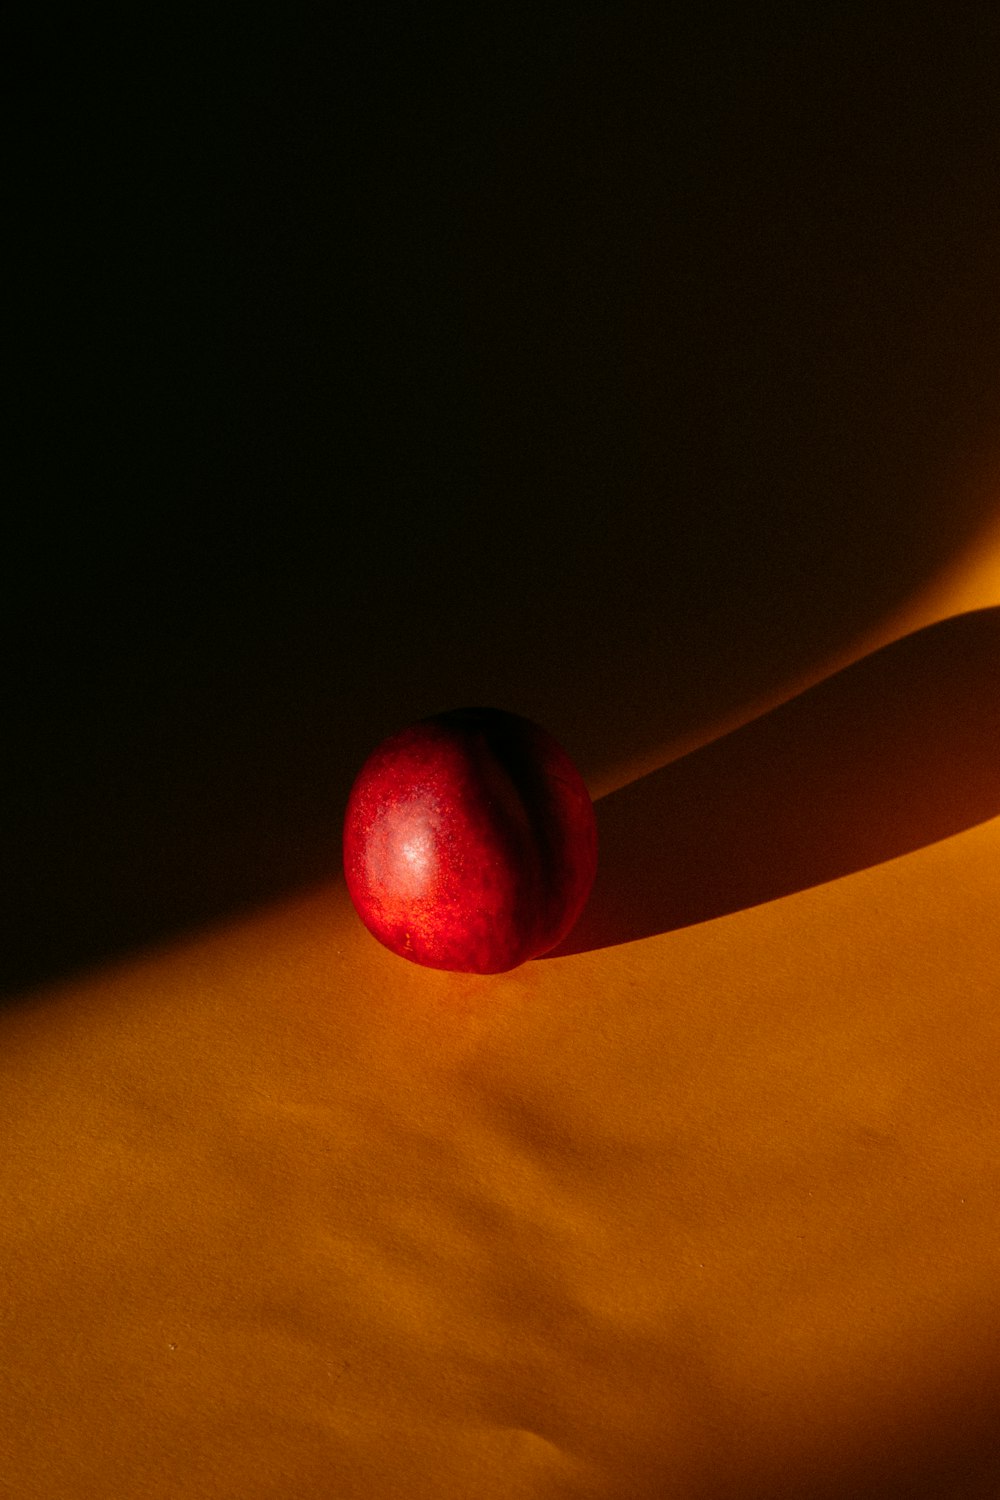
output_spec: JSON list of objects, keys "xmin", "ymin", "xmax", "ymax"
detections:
[{"xmin": 343, "ymin": 708, "xmax": 597, "ymax": 973}]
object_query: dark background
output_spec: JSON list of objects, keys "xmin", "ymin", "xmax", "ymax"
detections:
[{"xmin": 8, "ymin": 5, "xmax": 1000, "ymax": 993}]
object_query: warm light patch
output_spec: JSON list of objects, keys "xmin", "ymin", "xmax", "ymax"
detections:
[
  {"xmin": 894, "ymin": 501, "xmax": 1000, "ymax": 635},
  {"xmin": 941, "ymin": 510, "xmax": 1000, "ymax": 615}
]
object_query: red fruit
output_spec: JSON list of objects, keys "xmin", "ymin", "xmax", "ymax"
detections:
[{"xmin": 343, "ymin": 707, "xmax": 597, "ymax": 973}]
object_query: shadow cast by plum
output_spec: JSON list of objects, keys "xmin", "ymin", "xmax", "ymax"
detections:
[{"xmin": 552, "ymin": 607, "xmax": 1000, "ymax": 956}]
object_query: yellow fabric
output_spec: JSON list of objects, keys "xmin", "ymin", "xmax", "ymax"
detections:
[{"xmin": 2, "ymin": 529, "xmax": 999, "ymax": 1498}]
